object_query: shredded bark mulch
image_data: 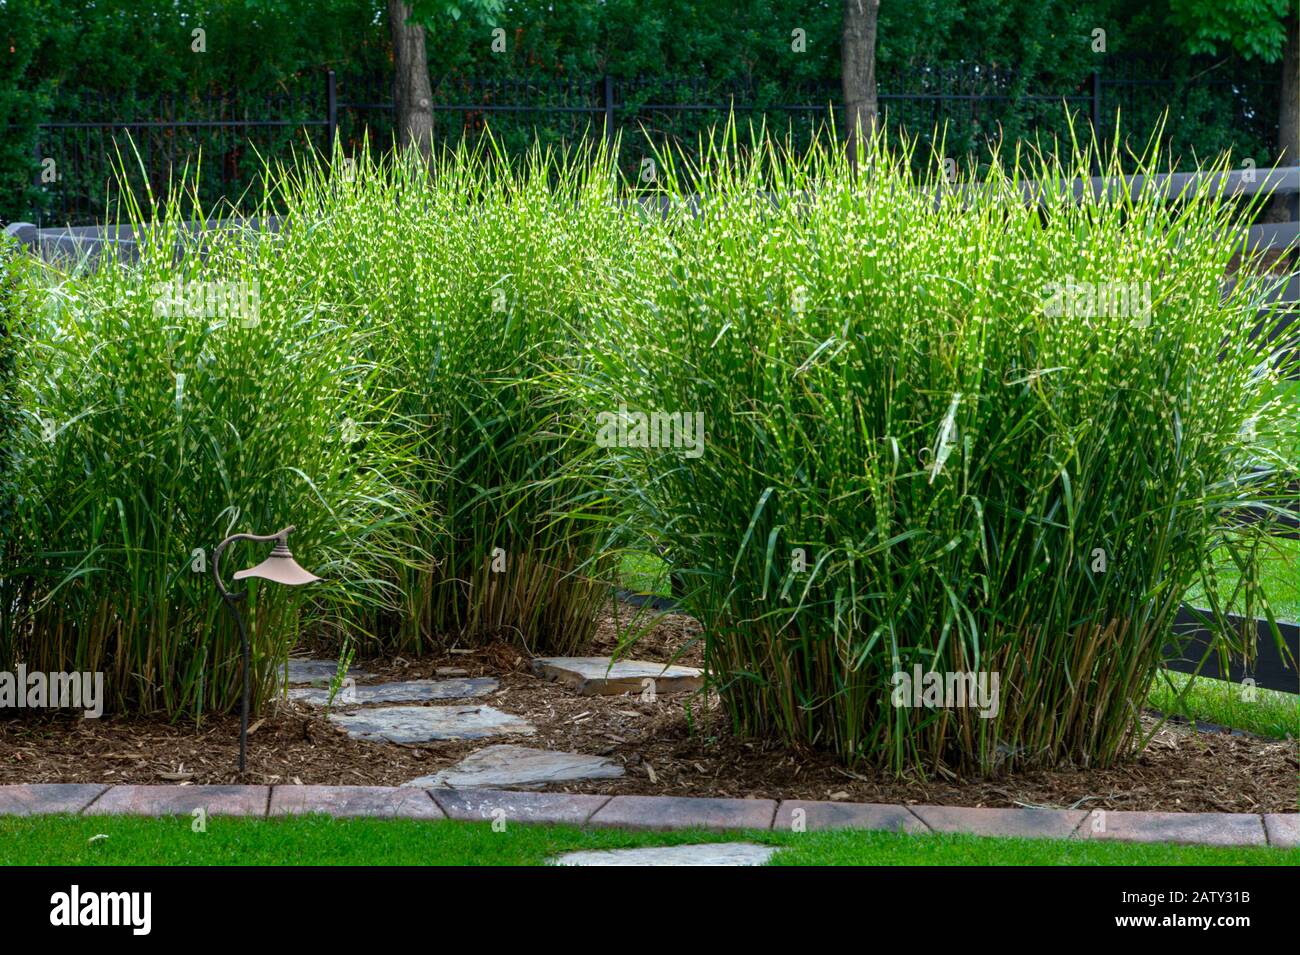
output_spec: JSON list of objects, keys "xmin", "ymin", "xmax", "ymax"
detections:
[{"xmin": 1, "ymin": 603, "xmax": 1295, "ymax": 813}]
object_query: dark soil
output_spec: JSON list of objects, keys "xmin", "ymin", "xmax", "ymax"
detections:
[{"xmin": 1, "ymin": 602, "xmax": 1295, "ymax": 813}]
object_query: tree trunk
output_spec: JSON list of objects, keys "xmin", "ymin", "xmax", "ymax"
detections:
[
  {"xmin": 1265, "ymin": 13, "xmax": 1298, "ymax": 223},
  {"xmin": 388, "ymin": 0, "xmax": 433, "ymax": 162},
  {"xmin": 841, "ymin": 0, "xmax": 881, "ymax": 164}
]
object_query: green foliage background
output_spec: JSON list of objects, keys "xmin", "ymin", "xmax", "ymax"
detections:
[{"xmin": 0, "ymin": 0, "xmax": 1286, "ymax": 223}]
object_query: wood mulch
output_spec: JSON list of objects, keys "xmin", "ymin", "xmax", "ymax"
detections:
[{"xmin": 1, "ymin": 603, "xmax": 1295, "ymax": 814}]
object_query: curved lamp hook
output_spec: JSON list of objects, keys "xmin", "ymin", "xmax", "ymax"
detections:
[{"xmin": 212, "ymin": 525, "xmax": 319, "ymax": 600}]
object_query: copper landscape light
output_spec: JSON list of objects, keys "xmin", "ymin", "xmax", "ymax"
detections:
[{"xmin": 212, "ymin": 525, "xmax": 320, "ymax": 773}]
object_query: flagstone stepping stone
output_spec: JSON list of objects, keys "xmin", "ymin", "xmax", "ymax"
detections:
[
  {"xmin": 531, "ymin": 656, "xmax": 704, "ymax": 696},
  {"xmin": 288, "ymin": 677, "xmax": 497, "ymax": 706},
  {"xmin": 403, "ymin": 744, "xmax": 625, "ymax": 790},
  {"xmin": 329, "ymin": 705, "xmax": 534, "ymax": 743},
  {"xmin": 553, "ymin": 843, "xmax": 777, "ymax": 867},
  {"xmin": 281, "ymin": 658, "xmax": 371, "ymax": 686}
]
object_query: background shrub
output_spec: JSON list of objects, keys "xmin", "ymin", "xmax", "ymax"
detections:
[{"xmin": 6, "ymin": 0, "xmax": 1282, "ymax": 223}]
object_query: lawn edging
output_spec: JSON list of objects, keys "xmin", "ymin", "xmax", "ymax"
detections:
[{"xmin": 0, "ymin": 784, "xmax": 1293, "ymax": 850}]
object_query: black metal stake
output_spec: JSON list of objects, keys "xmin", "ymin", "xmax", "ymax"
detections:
[
  {"xmin": 326, "ymin": 68, "xmax": 338, "ymax": 158},
  {"xmin": 220, "ymin": 590, "xmax": 253, "ymax": 773},
  {"xmin": 603, "ymin": 74, "xmax": 615, "ymax": 149}
]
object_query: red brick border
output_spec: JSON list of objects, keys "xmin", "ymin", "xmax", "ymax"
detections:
[
  {"xmin": 911, "ymin": 805, "xmax": 1086, "ymax": 839},
  {"xmin": 0, "ymin": 783, "xmax": 106, "ymax": 816},
  {"xmin": 270, "ymin": 785, "xmax": 444, "ymax": 819},
  {"xmin": 589, "ymin": 794, "xmax": 777, "ymax": 831},
  {"xmin": 774, "ymin": 799, "xmax": 924, "ymax": 833},
  {"xmin": 1263, "ymin": 813, "xmax": 1299, "ymax": 850},
  {"xmin": 0, "ymin": 784, "xmax": 1289, "ymax": 849},
  {"xmin": 1070, "ymin": 809, "xmax": 1269, "ymax": 847},
  {"xmin": 84, "ymin": 784, "xmax": 270, "ymax": 818}
]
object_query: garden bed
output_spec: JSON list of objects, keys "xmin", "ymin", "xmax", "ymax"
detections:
[
  {"xmin": 5, "ymin": 143, "xmax": 1299, "ymax": 814},
  {"xmin": 1, "ymin": 602, "xmax": 1293, "ymax": 815}
]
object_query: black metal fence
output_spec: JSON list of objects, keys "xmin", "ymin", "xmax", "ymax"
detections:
[{"xmin": 24, "ymin": 56, "xmax": 1281, "ymax": 226}]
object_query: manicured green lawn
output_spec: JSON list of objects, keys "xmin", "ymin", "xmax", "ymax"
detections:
[
  {"xmin": 0, "ymin": 815, "xmax": 1291, "ymax": 866},
  {"xmin": 1184, "ymin": 535, "xmax": 1300, "ymax": 624},
  {"xmin": 619, "ymin": 552, "xmax": 672, "ymax": 597},
  {"xmin": 1269, "ymin": 378, "xmax": 1300, "ymax": 463},
  {"xmin": 1148, "ymin": 670, "xmax": 1298, "ymax": 741}
]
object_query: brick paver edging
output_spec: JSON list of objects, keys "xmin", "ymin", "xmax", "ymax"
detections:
[{"xmin": 0, "ymin": 784, "xmax": 1294, "ymax": 849}]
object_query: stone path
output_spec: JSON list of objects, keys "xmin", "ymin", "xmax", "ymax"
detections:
[
  {"xmin": 283, "ymin": 656, "xmax": 706, "ymax": 793},
  {"xmin": 403, "ymin": 744, "xmax": 624, "ymax": 789},
  {"xmin": 290, "ymin": 677, "xmax": 497, "ymax": 706},
  {"xmin": 553, "ymin": 843, "xmax": 777, "ymax": 866},
  {"xmin": 532, "ymin": 656, "xmax": 703, "ymax": 696},
  {"xmin": 282, "ymin": 658, "xmax": 371, "ymax": 686},
  {"xmin": 279, "ymin": 659, "xmax": 526, "ymax": 747},
  {"xmin": 329, "ymin": 705, "xmax": 535, "ymax": 743},
  {"xmin": 0, "ymin": 784, "xmax": 1291, "ymax": 850}
]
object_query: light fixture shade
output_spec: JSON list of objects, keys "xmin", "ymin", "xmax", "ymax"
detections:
[{"xmin": 232, "ymin": 542, "xmax": 321, "ymax": 586}]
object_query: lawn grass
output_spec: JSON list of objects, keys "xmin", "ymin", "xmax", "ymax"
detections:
[
  {"xmin": 0, "ymin": 814, "xmax": 1291, "ymax": 866},
  {"xmin": 1148, "ymin": 670, "xmax": 1298, "ymax": 741},
  {"xmin": 1183, "ymin": 377, "xmax": 1298, "ymax": 622},
  {"xmin": 618, "ymin": 552, "xmax": 672, "ymax": 597},
  {"xmin": 1267, "ymin": 378, "xmax": 1300, "ymax": 463},
  {"xmin": 1184, "ymin": 535, "xmax": 1300, "ymax": 624}
]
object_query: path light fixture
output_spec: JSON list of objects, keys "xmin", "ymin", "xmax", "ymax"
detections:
[{"xmin": 212, "ymin": 525, "xmax": 321, "ymax": 773}]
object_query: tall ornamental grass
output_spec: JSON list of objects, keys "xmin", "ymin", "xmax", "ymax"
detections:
[
  {"xmin": 0, "ymin": 141, "xmax": 628, "ymax": 719},
  {"xmin": 0, "ymin": 182, "xmax": 421, "ymax": 717},
  {"xmin": 255, "ymin": 142, "xmax": 625, "ymax": 654},
  {"xmin": 569, "ymin": 127, "xmax": 1298, "ymax": 774},
  {"xmin": 0, "ymin": 238, "xmax": 28, "ymax": 560}
]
